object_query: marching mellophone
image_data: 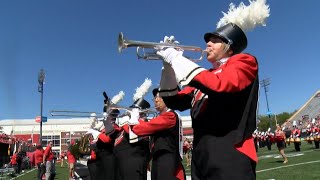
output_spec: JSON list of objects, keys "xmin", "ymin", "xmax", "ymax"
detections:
[{"xmin": 118, "ymin": 32, "xmax": 208, "ymax": 61}]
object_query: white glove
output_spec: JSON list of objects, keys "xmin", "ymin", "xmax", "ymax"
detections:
[
  {"xmin": 157, "ymin": 48, "xmax": 205, "ymax": 86},
  {"xmin": 159, "ymin": 35, "xmax": 180, "ymax": 45},
  {"xmin": 86, "ymin": 129, "xmax": 100, "ymax": 140},
  {"xmin": 129, "ymin": 108, "xmax": 140, "ymax": 125}
]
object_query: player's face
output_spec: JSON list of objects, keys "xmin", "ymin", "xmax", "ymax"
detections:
[{"xmin": 206, "ymin": 36, "xmax": 231, "ymax": 63}]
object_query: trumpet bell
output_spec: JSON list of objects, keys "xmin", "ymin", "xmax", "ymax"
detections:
[{"xmin": 118, "ymin": 32, "xmax": 125, "ymax": 53}]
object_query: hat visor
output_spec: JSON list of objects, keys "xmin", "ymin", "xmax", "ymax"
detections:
[{"xmin": 204, "ymin": 32, "xmax": 228, "ymax": 43}]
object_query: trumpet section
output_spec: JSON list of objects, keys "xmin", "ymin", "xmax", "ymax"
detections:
[{"xmin": 118, "ymin": 32, "xmax": 207, "ymax": 61}]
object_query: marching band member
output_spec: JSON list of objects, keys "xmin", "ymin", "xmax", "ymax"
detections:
[
  {"xmin": 265, "ymin": 128, "xmax": 272, "ymax": 150},
  {"xmin": 311, "ymin": 119, "xmax": 319, "ymax": 149},
  {"xmin": 87, "ymin": 110, "xmax": 121, "ymax": 180},
  {"xmin": 290, "ymin": 121, "xmax": 301, "ymax": 151},
  {"xmin": 129, "ymin": 88, "xmax": 186, "ymax": 180},
  {"xmin": 86, "ymin": 91, "xmax": 124, "ymax": 180},
  {"xmin": 252, "ymin": 129, "xmax": 259, "ymax": 152},
  {"xmin": 306, "ymin": 123, "xmax": 312, "ymax": 144},
  {"xmin": 113, "ymin": 98, "xmax": 151, "ymax": 180},
  {"xmin": 275, "ymin": 124, "xmax": 288, "ymax": 164},
  {"xmin": 154, "ymin": 1, "xmax": 270, "ymax": 179}
]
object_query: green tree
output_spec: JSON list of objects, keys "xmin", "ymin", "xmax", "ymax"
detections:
[{"xmin": 257, "ymin": 111, "xmax": 295, "ymax": 131}]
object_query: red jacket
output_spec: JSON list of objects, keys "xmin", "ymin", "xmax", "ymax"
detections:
[{"xmin": 163, "ymin": 53, "xmax": 258, "ymax": 162}]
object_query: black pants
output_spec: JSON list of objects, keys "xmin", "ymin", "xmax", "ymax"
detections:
[
  {"xmin": 192, "ymin": 135, "xmax": 256, "ymax": 180},
  {"xmin": 37, "ymin": 163, "xmax": 46, "ymax": 180},
  {"xmin": 151, "ymin": 150, "xmax": 185, "ymax": 180},
  {"xmin": 266, "ymin": 138, "xmax": 272, "ymax": 150},
  {"xmin": 114, "ymin": 150, "xmax": 148, "ymax": 180},
  {"xmin": 96, "ymin": 150, "xmax": 115, "ymax": 180},
  {"xmin": 294, "ymin": 142, "xmax": 300, "ymax": 151},
  {"xmin": 87, "ymin": 159, "xmax": 97, "ymax": 180},
  {"xmin": 314, "ymin": 141, "xmax": 319, "ymax": 149},
  {"xmin": 254, "ymin": 139, "xmax": 258, "ymax": 152},
  {"xmin": 17, "ymin": 162, "xmax": 22, "ymax": 174}
]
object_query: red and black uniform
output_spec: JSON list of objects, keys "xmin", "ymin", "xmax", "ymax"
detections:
[
  {"xmin": 291, "ymin": 128, "xmax": 301, "ymax": 151},
  {"xmin": 132, "ymin": 109, "xmax": 186, "ymax": 180},
  {"xmin": 87, "ymin": 145, "xmax": 97, "ymax": 180},
  {"xmin": 311, "ymin": 126, "xmax": 319, "ymax": 149},
  {"xmin": 114, "ymin": 119, "xmax": 150, "ymax": 180},
  {"xmin": 88, "ymin": 126, "xmax": 120, "ymax": 180},
  {"xmin": 163, "ymin": 54, "xmax": 258, "ymax": 180}
]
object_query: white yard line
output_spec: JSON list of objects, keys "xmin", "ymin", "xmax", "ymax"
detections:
[
  {"xmin": 10, "ymin": 168, "xmax": 36, "ymax": 180},
  {"xmin": 257, "ymin": 160, "xmax": 320, "ymax": 173}
]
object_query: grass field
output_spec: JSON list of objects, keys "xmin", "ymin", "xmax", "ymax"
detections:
[{"xmin": 8, "ymin": 141, "xmax": 320, "ymax": 180}]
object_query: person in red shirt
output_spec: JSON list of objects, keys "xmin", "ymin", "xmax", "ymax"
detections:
[
  {"xmin": 34, "ymin": 145, "xmax": 45, "ymax": 180},
  {"xmin": 10, "ymin": 151, "xmax": 18, "ymax": 174},
  {"xmin": 130, "ymin": 88, "xmax": 186, "ymax": 180},
  {"xmin": 43, "ymin": 141, "xmax": 54, "ymax": 180},
  {"xmin": 67, "ymin": 150, "xmax": 76, "ymax": 179}
]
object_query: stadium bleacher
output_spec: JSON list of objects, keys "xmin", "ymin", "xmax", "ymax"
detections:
[{"xmin": 283, "ymin": 90, "xmax": 320, "ymax": 130}]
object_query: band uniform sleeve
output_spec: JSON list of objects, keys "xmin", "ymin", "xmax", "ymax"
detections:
[
  {"xmin": 132, "ymin": 111, "xmax": 177, "ymax": 136},
  {"xmin": 162, "ymin": 86, "xmax": 194, "ymax": 111},
  {"xmin": 190, "ymin": 54, "xmax": 258, "ymax": 93},
  {"xmin": 98, "ymin": 133, "xmax": 112, "ymax": 143},
  {"xmin": 122, "ymin": 124, "xmax": 130, "ymax": 133}
]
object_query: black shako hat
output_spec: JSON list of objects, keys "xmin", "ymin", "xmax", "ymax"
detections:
[
  {"xmin": 109, "ymin": 109, "xmax": 120, "ymax": 117},
  {"xmin": 129, "ymin": 98, "xmax": 150, "ymax": 109},
  {"xmin": 152, "ymin": 88, "xmax": 159, "ymax": 97},
  {"xmin": 204, "ymin": 23, "xmax": 247, "ymax": 54}
]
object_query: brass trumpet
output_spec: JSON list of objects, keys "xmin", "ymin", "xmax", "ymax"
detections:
[{"xmin": 118, "ymin": 32, "xmax": 207, "ymax": 61}]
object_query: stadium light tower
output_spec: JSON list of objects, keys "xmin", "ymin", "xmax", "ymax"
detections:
[
  {"xmin": 38, "ymin": 69, "xmax": 45, "ymax": 145},
  {"xmin": 260, "ymin": 78, "xmax": 272, "ymax": 128}
]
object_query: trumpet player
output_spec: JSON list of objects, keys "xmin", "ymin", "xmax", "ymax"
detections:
[
  {"xmin": 113, "ymin": 98, "xmax": 151, "ymax": 180},
  {"xmin": 129, "ymin": 88, "xmax": 186, "ymax": 180},
  {"xmin": 151, "ymin": 0, "xmax": 270, "ymax": 177},
  {"xmin": 86, "ymin": 109, "xmax": 121, "ymax": 180}
]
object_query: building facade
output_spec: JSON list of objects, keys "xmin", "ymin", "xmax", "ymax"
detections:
[{"xmin": 0, "ymin": 116, "xmax": 193, "ymax": 155}]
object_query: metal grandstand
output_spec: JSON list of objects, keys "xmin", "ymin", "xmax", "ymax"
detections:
[{"xmin": 284, "ymin": 90, "xmax": 320, "ymax": 129}]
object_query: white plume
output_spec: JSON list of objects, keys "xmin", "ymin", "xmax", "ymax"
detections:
[
  {"xmin": 111, "ymin": 91, "xmax": 125, "ymax": 104},
  {"xmin": 133, "ymin": 78, "xmax": 152, "ymax": 101},
  {"xmin": 217, "ymin": 0, "xmax": 270, "ymax": 32}
]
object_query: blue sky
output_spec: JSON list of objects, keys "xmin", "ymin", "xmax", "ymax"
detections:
[{"xmin": 1, "ymin": 0, "xmax": 320, "ymax": 120}]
